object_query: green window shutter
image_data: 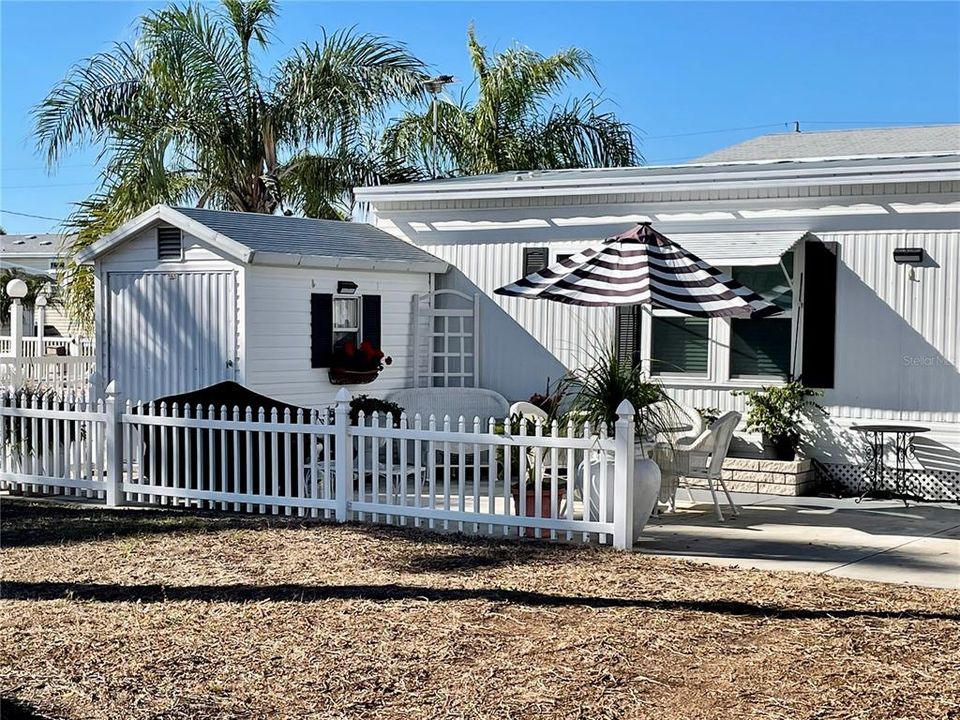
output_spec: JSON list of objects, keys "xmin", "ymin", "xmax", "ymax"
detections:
[
  {"xmin": 615, "ymin": 305, "xmax": 639, "ymax": 366},
  {"xmin": 651, "ymin": 317, "xmax": 709, "ymax": 374},
  {"xmin": 730, "ymin": 318, "xmax": 792, "ymax": 377}
]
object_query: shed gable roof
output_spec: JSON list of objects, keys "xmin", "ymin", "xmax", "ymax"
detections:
[
  {"xmin": 171, "ymin": 207, "xmax": 438, "ymax": 264},
  {"xmin": 76, "ymin": 205, "xmax": 446, "ymax": 272}
]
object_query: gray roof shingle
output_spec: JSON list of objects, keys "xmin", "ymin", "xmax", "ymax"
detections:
[
  {"xmin": 695, "ymin": 125, "xmax": 960, "ymax": 163},
  {"xmin": 0, "ymin": 234, "xmax": 71, "ymax": 256},
  {"xmin": 172, "ymin": 207, "xmax": 438, "ymax": 264}
]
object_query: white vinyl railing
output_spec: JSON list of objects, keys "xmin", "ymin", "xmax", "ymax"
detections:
[
  {"xmin": 1, "ymin": 386, "xmax": 638, "ymax": 548},
  {"xmin": 0, "ymin": 336, "xmax": 95, "ymax": 357}
]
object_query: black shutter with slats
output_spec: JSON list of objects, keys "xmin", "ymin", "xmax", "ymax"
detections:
[
  {"xmin": 615, "ymin": 305, "xmax": 639, "ymax": 366},
  {"xmin": 361, "ymin": 295, "xmax": 382, "ymax": 348},
  {"xmin": 800, "ymin": 240, "xmax": 838, "ymax": 388},
  {"xmin": 522, "ymin": 247, "xmax": 549, "ymax": 276},
  {"xmin": 311, "ymin": 293, "xmax": 333, "ymax": 368}
]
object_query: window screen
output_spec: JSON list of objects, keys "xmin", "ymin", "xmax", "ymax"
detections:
[
  {"xmin": 730, "ymin": 318, "xmax": 792, "ymax": 377},
  {"xmin": 730, "ymin": 262, "xmax": 794, "ymax": 378},
  {"xmin": 651, "ymin": 317, "xmax": 709, "ymax": 375},
  {"xmin": 157, "ymin": 226, "xmax": 183, "ymax": 260}
]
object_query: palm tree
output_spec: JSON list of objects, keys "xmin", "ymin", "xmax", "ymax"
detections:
[
  {"xmin": 34, "ymin": 0, "xmax": 428, "ymax": 328},
  {"xmin": 384, "ymin": 25, "xmax": 639, "ymax": 178}
]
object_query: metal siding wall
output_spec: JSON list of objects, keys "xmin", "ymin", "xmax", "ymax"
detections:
[
  {"xmin": 419, "ymin": 241, "xmax": 614, "ymax": 372},
  {"xmin": 827, "ymin": 230, "xmax": 960, "ymax": 424},
  {"xmin": 107, "ymin": 271, "xmax": 238, "ymax": 402}
]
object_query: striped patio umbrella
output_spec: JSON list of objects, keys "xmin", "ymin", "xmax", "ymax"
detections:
[{"xmin": 494, "ymin": 223, "xmax": 783, "ymax": 318}]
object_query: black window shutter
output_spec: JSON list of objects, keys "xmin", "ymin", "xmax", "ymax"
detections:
[
  {"xmin": 615, "ymin": 305, "xmax": 639, "ymax": 366},
  {"xmin": 311, "ymin": 293, "xmax": 333, "ymax": 368},
  {"xmin": 362, "ymin": 295, "xmax": 382, "ymax": 348},
  {"xmin": 523, "ymin": 247, "xmax": 549, "ymax": 276},
  {"xmin": 800, "ymin": 240, "xmax": 838, "ymax": 388}
]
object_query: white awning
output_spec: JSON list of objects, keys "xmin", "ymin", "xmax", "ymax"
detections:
[{"xmin": 665, "ymin": 231, "xmax": 809, "ymax": 267}]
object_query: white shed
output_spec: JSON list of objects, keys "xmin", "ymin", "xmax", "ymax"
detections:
[{"xmin": 77, "ymin": 205, "xmax": 447, "ymax": 405}]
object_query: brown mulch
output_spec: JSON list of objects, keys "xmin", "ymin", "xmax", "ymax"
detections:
[{"xmin": 1, "ymin": 498, "xmax": 958, "ymax": 720}]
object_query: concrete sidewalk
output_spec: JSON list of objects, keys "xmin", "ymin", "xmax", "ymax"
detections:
[{"xmin": 639, "ymin": 491, "xmax": 960, "ymax": 589}]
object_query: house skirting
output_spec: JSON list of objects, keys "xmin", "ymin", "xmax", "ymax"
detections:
[{"xmin": 681, "ymin": 459, "xmax": 959, "ymax": 502}]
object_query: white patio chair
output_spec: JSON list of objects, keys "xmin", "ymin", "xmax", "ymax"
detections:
[
  {"xmin": 658, "ymin": 411, "xmax": 741, "ymax": 522},
  {"xmin": 509, "ymin": 401, "xmax": 549, "ymax": 423},
  {"xmin": 648, "ymin": 402, "xmax": 704, "ymax": 507}
]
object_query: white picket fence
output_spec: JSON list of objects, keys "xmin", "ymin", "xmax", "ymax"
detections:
[{"xmin": 0, "ymin": 386, "xmax": 638, "ymax": 548}]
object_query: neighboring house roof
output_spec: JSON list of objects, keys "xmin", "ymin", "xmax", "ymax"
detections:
[
  {"xmin": 0, "ymin": 233, "xmax": 71, "ymax": 257},
  {"xmin": 0, "ymin": 234, "xmax": 72, "ymax": 277},
  {"xmin": 695, "ymin": 124, "xmax": 960, "ymax": 163},
  {"xmin": 75, "ymin": 205, "xmax": 447, "ymax": 273}
]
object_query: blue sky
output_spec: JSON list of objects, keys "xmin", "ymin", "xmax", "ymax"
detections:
[{"xmin": 2, "ymin": 1, "xmax": 958, "ymax": 234}]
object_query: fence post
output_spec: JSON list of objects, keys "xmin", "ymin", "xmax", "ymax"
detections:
[
  {"xmin": 104, "ymin": 380, "xmax": 124, "ymax": 507},
  {"xmin": 333, "ymin": 387, "xmax": 351, "ymax": 522},
  {"xmin": 612, "ymin": 399, "xmax": 635, "ymax": 550},
  {"xmin": 8, "ymin": 294, "xmax": 24, "ymax": 388}
]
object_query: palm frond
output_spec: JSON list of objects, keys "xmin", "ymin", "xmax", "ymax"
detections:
[{"xmin": 33, "ymin": 42, "xmax": 146, "ymax": 167}]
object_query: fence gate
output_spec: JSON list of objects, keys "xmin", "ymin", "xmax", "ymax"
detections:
[{"xmin": 413, "ymin": 289, "xmax": 479, "ymax": 388}]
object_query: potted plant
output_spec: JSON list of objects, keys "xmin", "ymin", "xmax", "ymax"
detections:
[
  {"xmin": 496, "ymin": 414, "xmax": 567, "ymax": 537},
  {"xmin": 557, "ymin": 342, "xmax": 676, "ymax": 529},
  {"xmin": 733, "ymin": 381, "xmax": 826, "ymax": 460},
  {"xmin": 328, "ymin": 340, "xmax": 392, "ymax": 385}
]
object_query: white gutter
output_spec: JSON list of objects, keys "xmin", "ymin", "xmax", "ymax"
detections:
[{"xmin": 355, "ymin": 157, "xmax": 960, "ymax": 203}]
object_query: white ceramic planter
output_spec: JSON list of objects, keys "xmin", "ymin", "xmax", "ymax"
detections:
[
  {"xmin": 582, "ymin": 456, "xmax": 662, "ymax": 539},
  {"xmin": 632, "ymin": 458, "xmax": 662, "ymax": 537}
]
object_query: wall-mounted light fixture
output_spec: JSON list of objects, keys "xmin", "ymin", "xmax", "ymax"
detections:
[
  {"xmin": 893, "ymin": 248, "xmax": 925, "ymax": 266},
  {"xmin": 337, "ymin": 280, "xmax": 358, "ymax": 295}
]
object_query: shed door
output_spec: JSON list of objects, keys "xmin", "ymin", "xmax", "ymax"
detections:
[{"xmin": 107, "ymin": 271, "xmax": 238, "ymax": 402}]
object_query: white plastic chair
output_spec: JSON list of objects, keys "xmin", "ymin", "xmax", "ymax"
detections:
[
  {"xmin": 509, "ymin": 401, "xmax": 549, "ymax": 423},
  {"xmin": 660, "ymin": 411, "xmax": 741, "ymax": 521}
]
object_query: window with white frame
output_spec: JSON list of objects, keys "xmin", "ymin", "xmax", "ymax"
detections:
[
  {"xmin": 729, "ymin": 255, "xmax": 794, "ymax": 378},
  {"xmin": 332, "ymin": 296, "xmax": 360, "ymax": 351}
]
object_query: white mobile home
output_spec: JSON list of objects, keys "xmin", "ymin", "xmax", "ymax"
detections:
[
  {"xmin": 357, "ymin": 125, "xmax": 960, "ymax": 496},
  {"xmin": 77, "ymin": 206, "xmax": 447, "ymax": 405}
]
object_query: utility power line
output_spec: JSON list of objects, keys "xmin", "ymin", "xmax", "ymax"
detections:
[{"xmin": 0, "ymin": 209, "xmax": 66, "ymax": 222}]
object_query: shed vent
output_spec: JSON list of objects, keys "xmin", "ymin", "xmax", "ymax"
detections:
[{"xmin": 157, "ymin": 226, "xmax": 183, "ymax": 260}]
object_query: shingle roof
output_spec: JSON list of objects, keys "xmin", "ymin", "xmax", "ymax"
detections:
[
  {"xmin": 0, "ymin": 234, "xmax": 70, "ymax": 256},
  {"xmin": 172, "ymin": 207, "xmax": 437, "ymax": 264},
  {"xmin": 695, "ymin": 125, "xmax": 960, "ymax": 163}
]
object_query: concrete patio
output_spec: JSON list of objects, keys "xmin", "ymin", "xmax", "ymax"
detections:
[{"xmin": 640, "ymin": 490, "xmax": 960, "ymax": 589}]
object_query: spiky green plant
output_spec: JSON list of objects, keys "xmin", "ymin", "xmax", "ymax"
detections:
[{"xmin": 560, "ymin": 342, "xmax": 678, "ymax": 446}]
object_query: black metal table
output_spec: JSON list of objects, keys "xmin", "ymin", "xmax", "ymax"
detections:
[{"xmin": 850, "ymin": 424, "xmax": 931, "ymax": 503}]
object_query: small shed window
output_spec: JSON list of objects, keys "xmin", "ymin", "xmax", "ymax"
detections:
[
  {"xmin": 157, "ymin": 226, "xmax": 183, "ymax": 260},
  {"xmin": 333, "ymin": 296, "xmax": 360, "ymax": 351}
]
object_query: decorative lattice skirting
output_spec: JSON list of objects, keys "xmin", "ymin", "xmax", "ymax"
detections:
[{"xmin": 816, "ymin": 463, "xmax": 960, "ymax": 503}]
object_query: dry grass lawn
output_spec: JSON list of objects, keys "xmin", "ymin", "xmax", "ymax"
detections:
[{"xmin": 1, "ymin": 498, "xmax": 958, "ymax": 720}]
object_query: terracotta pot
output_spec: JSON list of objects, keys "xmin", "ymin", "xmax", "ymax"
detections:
[
  {"xmin": 328, "ymin": 367, "xmax": 379, "ymax": 385},
  {"xmin": 511, "ymin": 486, "xmax": 567, "ymax": 538}
]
